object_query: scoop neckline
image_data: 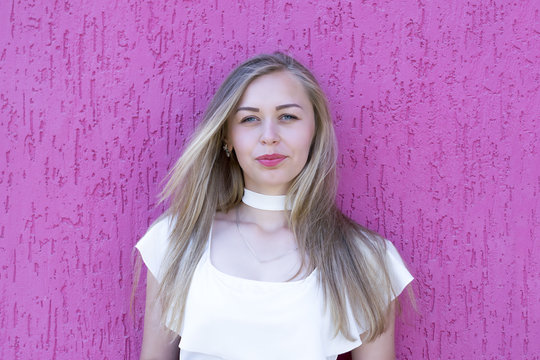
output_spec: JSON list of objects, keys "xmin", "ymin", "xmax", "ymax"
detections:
[
  {"xmin": 206, "ymin": 220, "xmax": 317, "ymax": 286},
  {"xmin": 205, "ymin": 251, "xmax": 317, "ymax": 285}
]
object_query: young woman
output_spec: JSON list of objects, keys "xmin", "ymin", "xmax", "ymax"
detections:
[{"xmin": 135, "ymin": 52, "xmax": 413, "ymax": 360}]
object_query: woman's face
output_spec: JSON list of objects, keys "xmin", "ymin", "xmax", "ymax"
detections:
[{"xmin": 226, "ymin": 71, "xmax": 316, "ymax": 195}]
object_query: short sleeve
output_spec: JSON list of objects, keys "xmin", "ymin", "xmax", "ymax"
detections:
[
  {"xmin": 384, "ymin": 239, "xmax": 414, "ymax": 299},
  {"xmin": 135, "ymin": 216, "xmax": 174, "ymax": 281}
]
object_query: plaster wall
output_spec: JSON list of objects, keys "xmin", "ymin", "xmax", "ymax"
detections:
[{"xmin": 1, "ymin": 1, "xmax": 539, "ymax": 359}]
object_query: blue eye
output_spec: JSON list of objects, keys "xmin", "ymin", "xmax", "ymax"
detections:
[
  {"xmin": 240, "ymin": 116, "xmax": 258, "ymax": 123},
  {"xmin": 280, "ymin": 114, "xmax": 298, "ymax": 121}
]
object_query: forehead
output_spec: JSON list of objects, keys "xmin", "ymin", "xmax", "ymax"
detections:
[{"xmin": 237, "ymin": 71, "xmax": 311, "ymax": 106}]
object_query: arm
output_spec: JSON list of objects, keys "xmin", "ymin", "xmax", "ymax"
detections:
[
  {"xmin": 139, "ymin": 271, "xmax": 180, "ymax": 360},
  {"xmin": 351, "ymin": 300, "xmax": 396, "ymax": 360}
]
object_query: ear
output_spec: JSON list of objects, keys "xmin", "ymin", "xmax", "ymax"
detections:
[
  {"xmin": 222, "ymin": 124, "xmax": 231, "ymax": 151},
  {"xmin": 223, "ymin": 140, "xmax": 232, "ymax": 152}
]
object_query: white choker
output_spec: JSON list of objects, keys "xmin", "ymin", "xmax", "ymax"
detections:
[{"xmin": 241, "ymin": 189, "xmax": 291, "ymax": 211}]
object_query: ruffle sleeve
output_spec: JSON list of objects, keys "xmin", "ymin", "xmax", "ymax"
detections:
[
  {"xmin": 323, "ymin": 239, "xmax": 414, "ymax": 357},
  {"xmin": 135, "ymin": 216, "xmax": 173, "ymax": 281},
  {"xmin": 384, "ymin": 239, "xmax": 414, "ymax": 299}
]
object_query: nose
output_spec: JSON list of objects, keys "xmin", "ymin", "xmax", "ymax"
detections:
[{"xmin": 260, "ymin": 119, "xmax": 280, "ymax": 145}]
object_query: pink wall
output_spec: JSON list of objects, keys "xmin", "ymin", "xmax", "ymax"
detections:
[{"xmin": 1, "ymin": 1, "xmax": 538, "ymax": 359}]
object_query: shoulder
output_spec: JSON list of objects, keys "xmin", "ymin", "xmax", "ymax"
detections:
[
  {"xmin": 380, "ymin": 239, "xmax": 414, "ymax": 298},
  {"xmin": 137, "ymin": 215, "xmax": 175, "ymax": 247},
  {"xmin": 135, "ymin": 214, "xmax": 176, "ymax": 281},
  {"xmin": 347, "ymin": 221, "xmax": 414, "ymax": 298},
  {"xmin": 344, "ymin": 219, "xmax": 387, "ymax": 257}
]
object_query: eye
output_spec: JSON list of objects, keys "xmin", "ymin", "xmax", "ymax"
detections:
[
  {"xmin": 240, "ymin": 116, "xmax": 258, "ymax": 123},
  {"xmin": 280, "ymin": 113, "xmax": 299, "ymax": 121}
]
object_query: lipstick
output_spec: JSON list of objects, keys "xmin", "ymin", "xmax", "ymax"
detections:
[{"xmin": 256, "ymin": 153, "xmax": 287, "ymax": 167}]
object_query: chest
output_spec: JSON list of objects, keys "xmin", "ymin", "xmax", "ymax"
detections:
[
  {"xmin": 209, "ymin": 218, "xmax": 306, "ymax": 282},
  {"xmin": 176, "ymin": 251, "xmax": 355, "ymax": 360}
]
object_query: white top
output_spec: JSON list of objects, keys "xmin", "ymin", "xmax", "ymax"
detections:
[{"xmin": 135, "ymin": 216, "xmax": 414, "ymax": 360}]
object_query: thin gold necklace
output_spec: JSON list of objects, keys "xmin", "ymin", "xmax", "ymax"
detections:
[{"xmin": 235, "ymin": 208, "xmax": 298, "ymax": 263}]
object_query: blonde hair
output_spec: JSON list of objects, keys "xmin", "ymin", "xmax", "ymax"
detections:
[{"xmin": 153, "ymin": 52, "xmax": 401, "ymax": 342}]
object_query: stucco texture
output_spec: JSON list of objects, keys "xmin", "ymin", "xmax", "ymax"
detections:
[{"xmin": 1, "ymin": 1, "xmax": 539, "ymax": 359}]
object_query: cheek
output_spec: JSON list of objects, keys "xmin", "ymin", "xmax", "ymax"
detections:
[
  {"xmin": 231, "ymin": 134, "xmax": 250, "ymax": 157},
  {"xmin": 290, "ymin": 128, "xmax": 315, "ymax": 169},
  {"xmin": 298, "ymin": 136, "xmax": 313, "ymax": 157},
  {"xmin": 230, "ymin": 133, "xmax": 254, "ymax": 170},
  {"xmin": 300, "ymin": 123, "xmax": 316, "ymax": 154},
  {"xmin": 228, "ymin": 126, "xmax": 246, "ymax": 151}
]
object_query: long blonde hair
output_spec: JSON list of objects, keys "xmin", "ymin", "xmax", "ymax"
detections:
[{"xmin": 155, "ymin": 52, "xmax": 399, "ymax": 342}]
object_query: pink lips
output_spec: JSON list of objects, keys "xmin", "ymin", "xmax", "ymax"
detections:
[{"xmin": 256, "ymin": 153, "xmax": 287, "ymax": 167}]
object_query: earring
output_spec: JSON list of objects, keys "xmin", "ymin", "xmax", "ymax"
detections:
[{"xmin": 223, "ymin": 144, "xmax": 231, "ymax": 158}]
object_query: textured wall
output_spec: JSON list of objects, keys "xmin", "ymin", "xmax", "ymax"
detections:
[{"xmin": 1, "ymin": 1, "xmax": 539, "ymax": 359}]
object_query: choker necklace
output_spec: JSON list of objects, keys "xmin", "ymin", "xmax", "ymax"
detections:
[{"xmin": 241, "ymin": 188, "xmax": 291, "ymax": 211}]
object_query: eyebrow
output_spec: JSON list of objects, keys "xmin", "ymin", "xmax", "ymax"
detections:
[{"xmin": 236, "ymin": 103, "xmax": 303, "ymax": 112}]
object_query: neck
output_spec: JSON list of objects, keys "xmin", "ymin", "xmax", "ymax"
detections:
[{"xmin": 238, "ymin": 188, "xmax": 290, "ymax": 231}]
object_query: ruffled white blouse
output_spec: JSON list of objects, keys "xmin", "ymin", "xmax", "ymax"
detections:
[{"xmin": 136, "ymin": 216, "xmax": 413, "ymax": 360}]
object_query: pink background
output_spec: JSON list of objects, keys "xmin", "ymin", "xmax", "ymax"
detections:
[{"xmin": 1, "ymin": 1, "xmax": 539, "ymax": 359}]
